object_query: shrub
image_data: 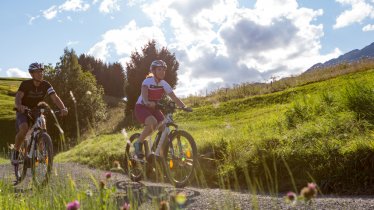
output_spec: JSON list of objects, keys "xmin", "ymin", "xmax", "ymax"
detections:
[{"xmin": 343, "ymin": 81, "xmax": 374, "ymax": 124}]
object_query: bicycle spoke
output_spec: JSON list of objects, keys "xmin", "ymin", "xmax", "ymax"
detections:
[
  {"xmin": 165, "ymin": 131, "xmax": 196, "ymax": 187},
  {"xmin": 32, "ymin": 133, "xmax": 53, "ymax": 187}
]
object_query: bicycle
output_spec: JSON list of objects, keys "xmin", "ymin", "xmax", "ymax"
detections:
[
  {"xmin": 12, "ymin": 102, "xmax": 60, "ymax": 186},
  {"xmin": 124, "ymin": 101, "xmax": 197, "ymax": 188}
]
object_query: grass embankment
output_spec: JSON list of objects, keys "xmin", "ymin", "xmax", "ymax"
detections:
[
  {"xmin": 0, "ymin": 157, "xmax": 8, "ymax": 164},
  {"xmin": 0, "ymin": 174, "xmax": 126, "ymax": 209},
  {"xmin": 0, "ymin": 78, "xmax": 23, "ymax": 151},
  {"xmin": 56, "ymin": 69, "xmax": 374, "ymax": 194}
]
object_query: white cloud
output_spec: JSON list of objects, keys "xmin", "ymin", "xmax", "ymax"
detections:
[
  {"xmin": 41, "ymin": 0, "xmax": 90, "ymax": 20},
  {"xmin": 6, "ymin": 68, "xmax": 31, "ymax": 78},
  {"xmin": 363, "ymin": 24, "xmax": 374, "ymax": 31},
  {"xmin": 334, "ymin": 0, "xmax": 374, "ymax": 29},
  {"xmin": 99, "ymin": 0, "xmax": 120, "ymax": 13},
  {"xmin": 28, "ymin": 15, "xmax": 40, "ymax": 25},
  {"xmin": 59, "ymin": 0, "xmax": 90, "ymax": 12},
  {"xmin": 67, "ymin": 40, "xmax": 79, "ymax": 46},
  {"xmin": 127, "ymin": 0, "xmax": 146, "ymax": 7},
  {"xmin": 88, "ymin": 0, "xmax": 342, "ymax": 96},
  {"xmin": 87, "ymin": 20, "xmax": 166, "ymax": 62},
  {"xmin": 43, "ymin": 6, "xmax": 58, "ymax": 20},
  {"xmin": 87, "ymin": 41, "xmax": 110, "ymax": 61}
]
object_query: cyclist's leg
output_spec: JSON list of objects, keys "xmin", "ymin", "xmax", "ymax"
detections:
[
  {"xmin": 152, "ymin": 109, "xmax": 165, "ymax": 132},
  {"xmin": 134, "ymin": 104, "xmax": 158, "ymax": 157},
  {"xmin": 139, "ymin": 115, "xmax": 158, "ymax": 142},
  {"xmin": 15, "ymin": 123, "xmax": 28, "ymax": 150},
  {"xmin": 12, "ymin": 113, "xmax": 28, "ymax": 164}
]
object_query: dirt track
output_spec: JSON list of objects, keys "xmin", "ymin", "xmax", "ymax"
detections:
[{"xmin": 1, "ymin": 162, "xmax": 374, "ymax": 209}]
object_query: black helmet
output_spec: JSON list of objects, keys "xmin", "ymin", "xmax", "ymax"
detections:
[{"xmin": 28, "ymin": 62, "xmax": 44, "ymax": 73}]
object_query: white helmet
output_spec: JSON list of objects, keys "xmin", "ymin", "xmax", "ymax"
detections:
[{"xmin": 150, "ymin": 60, "xmax": 167, "ymax": 71}]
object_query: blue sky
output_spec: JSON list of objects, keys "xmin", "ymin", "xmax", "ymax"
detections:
[{"xmin": 1, "ymin": 0, "xmax": 374, "ymax": 97}]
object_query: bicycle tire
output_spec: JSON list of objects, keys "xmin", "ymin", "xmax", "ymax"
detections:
[
  {"xmin": 14, "ymin": 142, "xmax": 28, "ymax": 185},
  {"xmin": 31, "ymin": 132, "xmax": 53, "ymax": 187},
  {"xmin": 162, "ymin": 130, "xmax": 197, "ymax": 188},
  {"xmin": 125, "ymin": 133, "xmax": 144, "ymax": 182}
]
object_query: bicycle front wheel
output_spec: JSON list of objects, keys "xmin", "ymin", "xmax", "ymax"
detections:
[
  {"xmin": 31, "ymin": 132, "xmax": 53, "ymax": 187},
  {"xmin": 14, "ymin": 141, "xmax": 28, "ymax": 185},
  {"xmin": 163, "ymin": 130, "xmax": 197, "ymax": 188}
]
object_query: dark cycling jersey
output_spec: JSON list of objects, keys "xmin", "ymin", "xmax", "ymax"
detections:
[{"xmin": 18, "ymin": 79, "xmax": 56, "ymax": 108}]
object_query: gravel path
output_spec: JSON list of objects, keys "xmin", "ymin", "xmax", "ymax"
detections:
[{"xmin": 1, "ymin": 162, "xmax": 374, "ymax": 209}]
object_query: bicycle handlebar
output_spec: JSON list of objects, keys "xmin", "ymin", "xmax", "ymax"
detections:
[
  {"xmin": 155, "ymin": 102, "xmax": 192, "ymax": 113},
  {"xmin": 13, "ymin": 106, "xmax": 67, "ymax": 114}
]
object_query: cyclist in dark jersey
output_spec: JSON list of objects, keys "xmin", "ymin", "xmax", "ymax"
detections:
[{"xmin": 11, "ymin": 62, "xmax": 68, "ymax": 165}]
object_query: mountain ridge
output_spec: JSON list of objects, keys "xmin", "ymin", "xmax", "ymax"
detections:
[{"xmin": 306, "ymin": 42, "xmax": 374, "ymax": 72}]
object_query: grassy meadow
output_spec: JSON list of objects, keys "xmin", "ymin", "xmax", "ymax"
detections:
[
  {"xmin": 0, "ymin": 78, "xmax": 24, "ymax": 150},
  {"xmin": 55, "ymin": 68, "xmax": 374, "ymax": 194},
  {"xmin": 1, "ymin": 66, "xmax": 374, "ymax": 197}
]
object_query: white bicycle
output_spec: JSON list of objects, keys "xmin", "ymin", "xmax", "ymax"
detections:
[
  {"xmin": 125, "ymin": 102, "xmax": 197, "ymax": 188},
  {"xmin": 12, "ymin": 102, "xmax": 60, "ymax": 186}
]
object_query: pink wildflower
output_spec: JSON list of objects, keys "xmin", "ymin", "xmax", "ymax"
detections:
[
  {"xmin": 286, "ymin": 191, "xmax": 297, "ymax": 201},
  {"xmin": 121, "ymin": 202, "xmax": 130, "ymax": 210},
  {"xmin": 300, "ymin": 182, "xmax": 318, "ymax": 201},
  {"xmin": 105, "ymin": 172, "xmax": 112, "ymax": 179},
  {"xmin": 66, "ymin": 200, "xmax": 80, "ymax": 210}
]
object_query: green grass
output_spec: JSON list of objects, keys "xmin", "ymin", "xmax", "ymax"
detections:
[
  {"xmin": 0, "ymin": 157, "xmax": 8, "ymax": 165},
  {"xmin": 0, "ymin": 174, "xmax": 128, "ymax": 209},
  {"xmin": 3, "ymin": 69, "xmax": 374, "ymax": 195},
  {"xmin": 56, "ymin": 134, "xmax": 127, "ymax": 169},
  {"xmin": 0, "ymin": 78, "xmax": 21, "ymax": 150},
  {"xmin": 55, "ymin": 69, "xmax": 374, "ymax": 194}
]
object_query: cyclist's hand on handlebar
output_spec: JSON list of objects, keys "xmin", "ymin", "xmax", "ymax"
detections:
[
  {"xmin": 15, "ymin": 105, "xmax": 28, "ymax": 113},
  {"xmin": 60, "ymin": 108, "xmax": 68, "ymax": 117}
]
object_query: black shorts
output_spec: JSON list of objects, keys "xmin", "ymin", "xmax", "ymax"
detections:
[{"xmin": 15, "ymin": 112, "xmax": 28, "ymax": 133}]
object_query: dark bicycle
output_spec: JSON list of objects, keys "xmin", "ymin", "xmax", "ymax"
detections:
[
  {"xmin": 125, "ymin": 102, "xmax": 197, "ymax": 188},
  {"xmin": 12, "ymin": 102, "xmax": 60, "ymax": 186}
]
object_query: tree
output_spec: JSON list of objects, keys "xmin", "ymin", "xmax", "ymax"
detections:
[
  {"xmin": 124, "ymin": 40, "xmax": 180, "ymax": 125},
  {"xmin": 78, "ymin": 54, "xmax": 126, "ymax": 98},
  {"xmin": 44, "ymin": 48, "xmax": 106, "ymax": 147}
]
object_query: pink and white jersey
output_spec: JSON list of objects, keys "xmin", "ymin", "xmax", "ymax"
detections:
[{"xmin": 136, "ymin": 77, "xmax": 173, "ymax": 104}]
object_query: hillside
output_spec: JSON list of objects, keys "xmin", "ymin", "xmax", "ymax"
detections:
[
  {"xmin": 0, "ymin": 78, "xmax": 23, "ymax": 150},
  {"xmin": 307, "ymin": 42, "xmax": 374, "ymax": 72},
  {"xmin": 55, "ymin": 68, "xmax": 374, "ymax": 194},
  {"xmin": 1, "ymin": 68, "xmax": 374, "ymax": 194}
]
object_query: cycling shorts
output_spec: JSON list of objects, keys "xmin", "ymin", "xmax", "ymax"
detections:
[
  {"xmin": 135, "ymin": 104, "xmax": 164, "ymax": 124},
  {"xmin": 15, "ymin": 112, "xmax": 28, "ymax": 133}
]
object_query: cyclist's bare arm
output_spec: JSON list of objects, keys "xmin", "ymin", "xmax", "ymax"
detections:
[
  {"xmin": 167, "ymin": 91, "xmax": 187, "ymax": 108},
  {"xmin": 50, "ymin": 93, "xmax": 68, "ymax": 116},
  {"xmin": 15, "ymin": 91, "xmax": 27, "ymax": 113}
]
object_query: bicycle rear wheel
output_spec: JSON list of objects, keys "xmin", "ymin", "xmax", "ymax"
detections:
[
  {"xmin": 31, "ymin": 132, "xmax": 53, "ymax": 187},
  {"xmin": 125, "ymin": 133, "xmax": 144, "ymax": 182},
  {"xmin": 163, "ymin": 130, "xmax": 197, "ymax": 188}
]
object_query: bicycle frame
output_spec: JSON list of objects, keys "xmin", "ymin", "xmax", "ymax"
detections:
[
  {"xmin": 26, "ymin": 109, "xmax": 47, "ymax": 159},
  {"xmin": 142, "ymin": 107, "xmax": 180, "ymax": 157},
  {"xmin": 126, "ymin": 102, "xmax": 196, "ymax": 187},
  {"xmin": 13, "ymin": 104, "xmax": 57, "ymax": 186}
]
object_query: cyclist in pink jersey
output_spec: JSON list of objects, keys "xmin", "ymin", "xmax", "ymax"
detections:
[{"xmin": 134, "ymin": 60, "xmax": 191, "ymax": 158}]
